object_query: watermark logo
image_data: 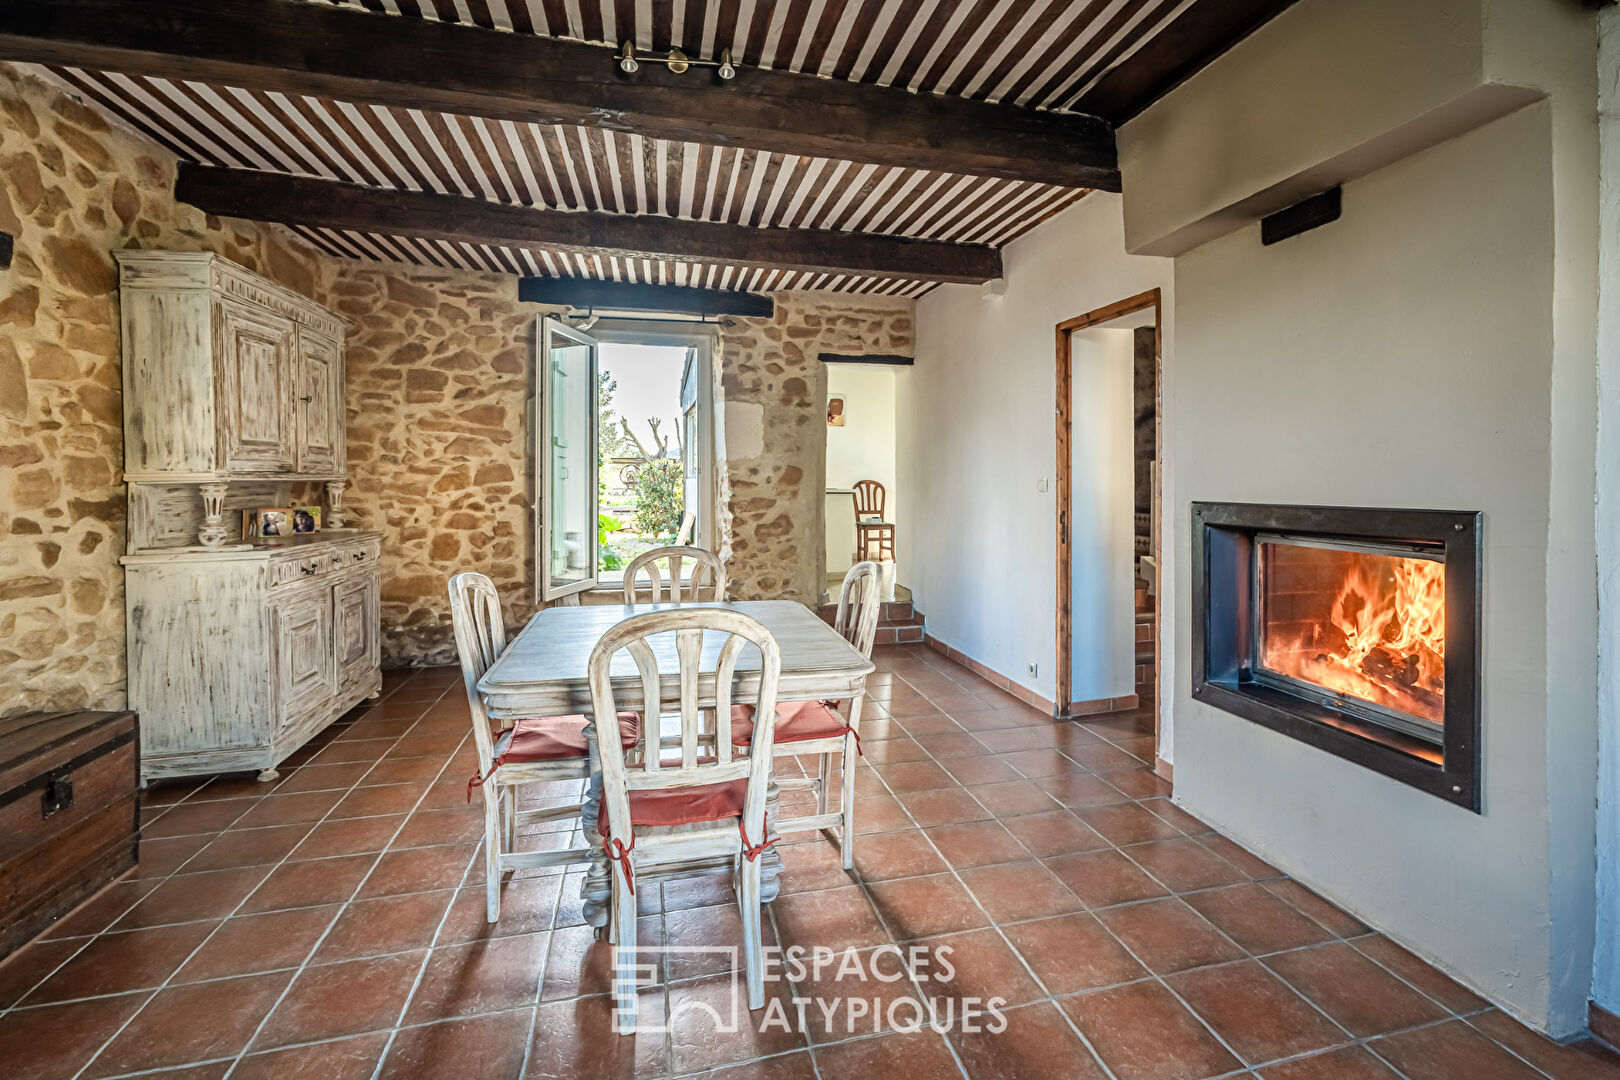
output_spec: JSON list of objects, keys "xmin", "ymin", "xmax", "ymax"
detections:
[{"xmin": 616, "ymin": 943, "xmax": 1008, "ymax": 1037}]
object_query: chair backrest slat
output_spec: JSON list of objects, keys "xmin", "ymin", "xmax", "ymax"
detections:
[
  {"xmin": 623, "ymin": 545, "xmax": 727, "ymax": 605},
  {"xmin": 852, "ymin": 480, "xmax": 885, "ymax": 519},
  {"xmin": 835, "ymin": 561, "xmax": 883, "ymax": 659},
  {"xmin": 589, "ymin": 608, "xmax": 780, "ymax": 844},
  {"xmin": 447, "ymin": 572, "xmax": 507, "ymax": 772}
]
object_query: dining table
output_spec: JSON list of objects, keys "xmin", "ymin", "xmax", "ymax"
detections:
[{"xmin": 477, "ymin": 598, "xmax": 875, "ymax": 931}]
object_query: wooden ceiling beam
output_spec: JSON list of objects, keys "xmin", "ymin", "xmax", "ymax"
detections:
[
  {"xmin": 518, "ymin": 278, "xmax": 774, "ymax": 318},
  {"xmin": 175, "ymin": 165, "xmax": 1002, "ymax": 284},
  {"xmin": 0, "ymin": 0, "xmax": 1120, "ymax": 191}
]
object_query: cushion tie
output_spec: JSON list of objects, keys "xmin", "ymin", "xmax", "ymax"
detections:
[
  {"xmin": 466, "ymin": 769, "xmax": 490, "ymax": 803},
  {"xmin": 738, "ymin": 817, "xmax": 778, "ymax": 862},
  {"xmin": 607, "ymin": 834, "xmax": 636, "ymax": 895}
]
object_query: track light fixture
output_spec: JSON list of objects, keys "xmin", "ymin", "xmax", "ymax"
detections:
[{"xmin": 616, "ymin": 41, "xmax": 739, "ymax": 80}]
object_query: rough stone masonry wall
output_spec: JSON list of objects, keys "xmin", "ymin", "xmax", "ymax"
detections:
[
  {"xmin": 334, "ymin": 283, "xmax": 913, "ymax": 666},
  {"xmin": 0, "ymin": 64, "xmax": 330, "ymax": 718},
  {"xmin": 716, "ymin": 293, "xmax": 914, "ymax": 605}
]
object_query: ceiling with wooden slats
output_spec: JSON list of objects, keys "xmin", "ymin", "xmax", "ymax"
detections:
[{"xmin": 18, "ymin": 0, "xmax": 1292, "ymax": 294}]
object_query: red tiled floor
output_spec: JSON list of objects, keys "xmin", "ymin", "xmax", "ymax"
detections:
[{"xmin": 3, "ymin": 655, "xmax": 1614, "ymax": 1080}]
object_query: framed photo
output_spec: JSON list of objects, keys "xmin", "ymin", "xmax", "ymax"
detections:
[
  {"xmin": 827, "ymin": 395, "xmax": 846, "ymax": 427},
  {"xmin": 292, "ymin": 506, "xmax": 322, "ymax": 534},
  {"xmin": 254, "ymin": 508, "xmax": 292, "ymax": 538}
]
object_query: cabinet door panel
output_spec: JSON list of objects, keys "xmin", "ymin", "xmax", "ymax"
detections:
[
  {"xmin": 333, "ymin": 572, "xmax": 378, "ymax": 689},
  {"xmin": 217, "ymin": 300, "xmax": 295, "ymax": 472},
  {"xmin": 296, "ymin": 330, "xmax": 343, "ymax": 475},
  {"xmin": 272, "ymin": 587, "xmax": 333, "ymax": 727}
]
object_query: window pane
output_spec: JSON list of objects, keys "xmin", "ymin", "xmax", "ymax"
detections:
[{"xmin": 544, "ymin": 331, "xmax": 596, "ymax": 595}]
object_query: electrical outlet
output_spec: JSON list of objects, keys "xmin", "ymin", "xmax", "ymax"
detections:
[{"xmin": 1027, "ymin": 661, "xmax": 1039, "ymax": 677}]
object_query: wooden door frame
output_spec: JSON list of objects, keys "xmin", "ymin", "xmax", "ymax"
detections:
[{"xmin": 1055, "ymin": 288, "xmax": 1162, "ymax": 734}]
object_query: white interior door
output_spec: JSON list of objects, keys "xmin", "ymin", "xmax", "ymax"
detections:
[{"xmin": 536, "ymin": 318, "xmax": 600, "ymax": 602}]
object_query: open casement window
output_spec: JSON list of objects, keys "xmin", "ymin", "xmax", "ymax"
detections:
[{"xmin": 535, "ymin": 317, "xmax": 599, "ymax": 602}]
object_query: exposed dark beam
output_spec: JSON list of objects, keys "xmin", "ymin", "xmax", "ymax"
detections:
[
  {"xmin": 0, "ymin": 0, "xmax": 1119, "ymax": 191},
  {"xmin": 175, "ymin": 165, "xmax": 1002, "ymax": 284},
  {"xmin": 518, "ymin": 278, "xmax": 773, "ymax": 319},
  {"xmin": 818, "ymin": 353, "xmax": 914, "ymax": 366},
  {"xmin": 1075, "ymin": 0, "xmax": 1303, "ymax": 124}
]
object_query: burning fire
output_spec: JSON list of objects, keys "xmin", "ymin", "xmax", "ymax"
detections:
[{"xmin": 1263, "ymin": 549, "xmax": 1446, "ymax": 725}]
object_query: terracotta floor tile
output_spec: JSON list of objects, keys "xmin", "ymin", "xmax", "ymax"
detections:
[
  {"xmin": 952, "ymin": 1000, "xmax": 1109, "ymax": 1080},
  {"xmin": 1094, "ymin": 898, "xmax": 1245, "ymax": 974},
  {"xmin": 378, "ymin": 1008, "xmax": 535, "ymax": 1079},
  {"xmin": 1073, "ymin": 803, "xmax": 1187, "ymax": 845},
  {"xmin": 527, "ymin": 992, "xmax": 669, "ymax": 1078},
  {"xmin": 850, "ymin": 829, "xmax": 950, "ymax": 881},
  {"xmin": 1351, "ymin": 935, "xmax": 1487, "ymax": 1013},
  {"xmin": 867, "ymin": 873, "xmax": 990, "ymax": 939},
  {"xmin": 1260, "ymin": 880, "xmax": 1367, "ymax": 937},
  {"xmin": 438, "ymin": 877, "xmax": 564, "ymax": 944},
  {"xmin": 1123, "ymin": 836, "xmax": 1250, "ymax": 893},
  {"xmin": 41, "ymin": 878, "xmax": 156, "ymax": 938},
  {"xmin": 863, "ymin": 737, "xmax": 933, "ymax": 764},
  {"xmin": 777, "ymin": 837, "xmax": 860, "ymax": 893},
  {"xmin": 0, "ymin": 991, "xmax": 152, "ymax": 1080},
  {"xmin": 1169, "ymin": 960, "xmax": 1350, "ymax": 1065},
  {"xmin": 1062, "ymin": 980, "xmax": 1242, "ymax": 1080},
  {"xmin": 239, "ymin": 853, "xmax": 375, "ymax": 912},
  {"xmin": 960, "ymin": 861, "xmax": 1084, "ymax": 923},
  {"xmin": 0, "ymin": 938, "xmax": 84, "ymax": 1007},
  {"xmin": 852, "ymin": 792, "xmax": 915, "ymax": 835},
  {"xmin": 1258, "ymin": 1046, "xmax": 1403, "ymax": 1080},
  {"xmin": 924, "ymin": 820, "xmax": 1029, "ymax": 870},
  {"xmin": 790, "ymin": 945, "xmax": 934, "ymax": 1043},
  {"xmin": 914, "ymin": 733, "xmax": 993, "ymax": 759},
  {"xmin": 132, "ymin": 834, "xmax": 213, "ymax": 879},
  {"xmin": 900, "ymin": 787, "xmax": 994, "ymax": 827},
  {"xmin": 967, "ymin": 779, "xmax": 1062, "ymax": 818},
  {"xmin": 1195, "ymin": 834, "xmax": 1278, "ymax": 877},
  {"xmin": 1103, "ymin": 769, "xmax": 1176, "ymax": 800},
  {"xmin": 1182, "ymin": 883, "xmax": 1334, "ymax": 955},
  {"xmin": 141, "ymin": 798, "xmax": 259, "ymax": 839},
  {"xmin": 255, "ymin": 951, "xmax": 427, "ymax": 1048},
  {"xmin": 1010, "ymin": 811, "xmax": 1112, "ymax": 859},
  {"xmin": 923, "ymin": 928, "xmax": 1044, "ymax": 1007},
  {"xmin": 1466, "ymin": 1010, "xmax": 1620, "ymax": 1079},
  {"xmin": 875, "ymin": 760, "xmax": 959, "ymax": 793},
  {"xmin": 24, "ymin": 921, "xmax": 219, "ymax": 1003},
  {"xmin": 273, "ymin": 761, "xmax": 372, "ymax": 794},
  {"xmin": 813, "ymin": 1029, "xmax": 965, "ymax": 1078},
  {"xmin": 975, "ymin": 728, "xmax": 1059, "ymax": 754},
  {"xmin": 112, "ymin": 865, "xmax": 272, "ymax": 930},
  {"xmin": 999, "ymin": 748, "xmax": 1082, "ymax": 778},
  {"xmin": 667, "ymin": 973, "xmax": 808, "ymax": 1074},
  {"xmin": 772, "ymin": 885, "xmax": 890, "ymax": 951},
  {"xmin": 1264, "ymin": 942, "xmax": 1448, "ymax": 1037},
  {"xmin": 317, "ymin": 890, "xmax": 457, "ymax": 962},
  {"xmin": 231, "ymin": 789, "xmax": 346, "ymax": 829},
  {"xmin": 185, "ymin": 824, "xmax": 315, "ymax": 872},
  {"xmin": 332, "ymin": 782, "xmax": 430, "ymax": 818},
  {"xmin": 1065, "ymin": 742, "xmax": 1149, "ymax": 772},
  {"xmin": 1002, "ymin": 912, "xmax": 1145, "ymax": 995},
  {"xmin": 291, "ymin": 813, "xmax": 407, "ymax": 860},
  {"xmin": 365, "ymin": 755, "xmax": 453, "ymax": 786},
  {"xmin": 664, "ymin": 903, "xmax": 781, "ymax": 980},
  {"xmin": 541, "ymin": 920, "xmax": 661, "ymax": 1001},
  {"xmin": 232, "ymin": 1032, "xmax": 390, "ymax": 1080},
  {"xmin": 174, "ymin": 905, "xmax": 338, "ymax": 981},
  {"xmin": 84, "ymin": 971, "xmax": 294, "ymax": 1077},
  {"xmin": 942, "ymin": 756, "xmax": 1024, "ymax": 786},
  {"xmin": 406, "ymin": 933, "xmax": 548, "ymax": 1021},
  {"xmin": 1045, "ymin": 849, "xmax": 1170, "ymax": 908},
  {"xmin": 1370, "ymin": 1018, "xmax": 1545, "ymax": 1080},
  {"xmin": 359, "ymin": 844, "xmax": 475, "ymax": 898},
  {"xmin": 393, "ymin": 807, "xmax": 486, "ymax": 848}
]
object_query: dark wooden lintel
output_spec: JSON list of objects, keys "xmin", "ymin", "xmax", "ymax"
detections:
[
  {"xmin": 518, "ymin": 277, "xmax": 773, "ymax": 318},
  {"xmin": 818, "ymin": 353, "xmax": 915, "ymax": 366}
]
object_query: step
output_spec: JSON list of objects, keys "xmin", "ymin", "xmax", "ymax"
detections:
[{"xmin": 817, "ymin": 599, "xmax": 913, "ymax": 624}]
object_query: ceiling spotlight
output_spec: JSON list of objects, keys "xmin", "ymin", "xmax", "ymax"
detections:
[
  {"xmin": 717, "ymin": 48, "xmax": 736, "ymax": 80},
  {"xmin": 666, "ymin": 47, "xmax": 690, "ymax": 74},
  {"xmin": 618, "ymin": 40, "xmax": 638, "ymax": 73}
]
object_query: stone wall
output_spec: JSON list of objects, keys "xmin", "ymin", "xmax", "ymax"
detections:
[
  {"xmin": 0, "ymin": 64, "xmax": 330, "ymax": 717},
  {"xmin": 717, "ymin": 294, "xmax": 914, "ymax": 604}
]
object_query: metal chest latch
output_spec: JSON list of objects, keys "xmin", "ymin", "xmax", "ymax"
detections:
[{"xmin": 41, "ymin": 775, "xmax": 74, "ymax": 818}]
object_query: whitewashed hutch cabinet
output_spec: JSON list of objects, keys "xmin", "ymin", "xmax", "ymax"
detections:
[{"xmin": 117, "ymin": 252, "xmax": 381, "ymax": 782}]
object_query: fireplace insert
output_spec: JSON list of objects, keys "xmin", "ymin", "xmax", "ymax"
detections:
[{"xmin": 1192, "ymin": 503, "xmax": 1481, "ymax": 810}]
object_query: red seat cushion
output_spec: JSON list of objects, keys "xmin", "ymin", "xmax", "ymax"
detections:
[
  {"xmin": 596, "ymin": 779, "xmax": 748, "ymax": 837},
  {"xmin": 493, "ymin": 711, "xmax": 639, "ymax": 765},
  {"xmin": 728, "ymin": 700, "xmax": 849, "ymax": 746}
]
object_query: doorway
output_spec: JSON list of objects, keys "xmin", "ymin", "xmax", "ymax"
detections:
[
  {"xmin": 824, "ymin": 361, "xmax": 901, "ymax": 602},
  {"xmin": 1055, "ymin": 290, "xmax": 1162, "ymax": 749}
]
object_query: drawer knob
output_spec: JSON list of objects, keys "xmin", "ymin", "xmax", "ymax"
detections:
[
  {"xmin": 42, "ymin": 776, "xmax": 73, "ymax": 818},
  {"xmin": 301, "ymin": 564, "xmax": 317, "ymax": 575},
  {"xmin": 352, "ymin": 552, "xmax": 364, "ymax": 561}
]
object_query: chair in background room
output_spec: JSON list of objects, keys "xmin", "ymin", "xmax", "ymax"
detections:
[
  {"xmin": 448, "ymin": 572, "xmax": 639, "ymax": 921},
  {"xmin": 589, "ymin": 606, "xmax": 784, "ymax": 1029},
  {"xmin": 623, "ymin": 544, "xmax": 727, "ymax": 605},
  {"xmin": 730, "ymin": 561, "xmax": 880, "ymax": 869},
  {"xmin": 852, "ymin": 480, "xmax": 896, "ymax": 563}
]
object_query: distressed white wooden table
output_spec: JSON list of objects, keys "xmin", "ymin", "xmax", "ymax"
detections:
[{"xmin": 478, "ymin": 600, "xmax": 875, "ymax": 929}]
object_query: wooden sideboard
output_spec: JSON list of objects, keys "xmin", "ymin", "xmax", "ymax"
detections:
[{"xmin": 117, "ymin": 252, "xmax": 379, "ymax": 781}]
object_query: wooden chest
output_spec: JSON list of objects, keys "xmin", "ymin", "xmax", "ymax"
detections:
[{"xmin": 0, "ymin": 712, "xmax": 139, "ymax": 960}]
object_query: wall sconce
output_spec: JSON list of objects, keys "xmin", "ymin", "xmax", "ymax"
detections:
[{"xmin": 618, "ymin": 41, "xmax": 737, "ymax": 80}]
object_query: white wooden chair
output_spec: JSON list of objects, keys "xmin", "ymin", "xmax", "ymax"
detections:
[
  {"xmin": 448, "ymin": 572, "xmax": 639, "ymax": 921},
  {"xmin": 622, "ymin": 544, "xmax": 726, "ymax": 605},
  {"xmin": 589, "ymin": 607, "xmax": 783, "ymax": 1030},
  {"xmin": 729, "ymin": 561, "xmax": 881, "ymax": 869}
]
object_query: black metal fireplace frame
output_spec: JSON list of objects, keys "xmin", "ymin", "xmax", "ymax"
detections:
[{"xmin": 1191, "ymin": 502, "xmax": 1482, "ymax": 811}]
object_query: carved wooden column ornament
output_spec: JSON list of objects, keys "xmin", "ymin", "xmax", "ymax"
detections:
[
  {"xmin": 325, "ymin": 479, "xmax": 347, "ymax": 528},
  {"xmin": 197, "ymin": 482, "xmax": 230, "ymax": 546}
]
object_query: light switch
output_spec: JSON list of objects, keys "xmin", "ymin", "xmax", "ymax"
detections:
[{"xmin": 1036, "ymin": 478, "xmax": 1048, "ymax": 493}]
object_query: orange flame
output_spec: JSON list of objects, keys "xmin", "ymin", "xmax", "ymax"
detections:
[{"xmin": 1262, "ymin": 548, "xmax": 1445, "ymax": 725}]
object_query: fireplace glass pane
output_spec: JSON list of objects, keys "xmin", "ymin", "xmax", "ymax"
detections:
[{"xmin": 1256, "ymin": 537, "xmax": 1445, "ymax": 735}]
